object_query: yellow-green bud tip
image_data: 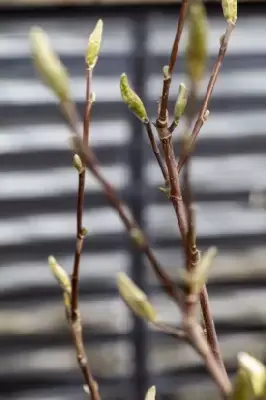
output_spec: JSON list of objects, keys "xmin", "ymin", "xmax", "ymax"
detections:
[
  {"xmin": 222, "ymin": 0, "xmax": 237, "ymax": 23},
  {"xmin": 48, "ymin": 255, "xmax": 57, "ymax": 267},
  {"xmin": 29, "ymin": 26, "xmax": 71, "ymax": 102},
  {"xmin": 73, "ymin": 154, "xmax": 83, "ymax": 174},
  {"xmin": 86, "ymin": 19, "xmax": 103, "ymax": 68},
  {"xmin": 117, "ymin": 272, "xmax": 157, "ymax": 322},
  {"xmin": 145, "ymin": 385, "xmax": 156, "ymax": 400},
  {"xmin": 120, "ymin": 73, "xmax": 147, "ymax": 121},
  {"xmin": 174, "ymin": 82, "xmax": 188, "ymax": 123}
]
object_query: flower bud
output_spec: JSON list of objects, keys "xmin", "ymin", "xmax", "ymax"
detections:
[
  {"xmin": 185, "ymin": 1, "xmax": 208, "ymax": 83},
  {"xmin": 174, "ymin": 82, "xmax": 188, "ymax": 123},
  {"xmin": 222, "ymin": 0, "xmax": 237, "ymax": 23},
  {"xmin": 145, "ymin": 386, "xmax": 156, "ymax": 400},
  {"xmin": 117, "ymin": 272, "xmax": 157, "ymax": 322},
  {"xmin": 86, "ymin": 19, "xmax": 103, "ymax": 69},
  {"xmin": 120, "ymin": 73, "xmax": 147, "ymax": 121},
  {"xmin": 73, "ymin": 154, "xmax": 83, "ymax": 174},
  {"xmin": 29, "ymin": 26, "xmax": 71, "ymax": 102},
  {"xmin": 183, "ymin": 247, "xmax": 217, "ymax": 294},
  {"xmin": 48, "ymin": 255, "xmax": 71, "ymax": 294}
]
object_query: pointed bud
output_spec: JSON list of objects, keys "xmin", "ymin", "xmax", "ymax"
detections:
[
  {"xmin": 183, "ymin": 247, "xmax": 217, "ymax": 294},
  {"xmin": 29, "ymin": 26, "xmax": 71, "ymax": 102},
  {"xmin": 90, "ymin": 92, "xmax": 96, "ymax": 103},
  {"xmin": 63, "ymin": 292, "xmax": 71, "ymax": 315},
  {"xmin": 86, "ymin": 19, "xmax": 103, "ymax": 69},
  {"xmin": 222, "ymin": 0, "xmax": 237, "ymax": 23},
  {"xmin": 145, "ymin": 386, "xmax": 156, "ymax": 400},
  {"xmin": 117, "ymin": 272, "xmax": 157, "ymax": 322},
  {"xmin": 130, "ymin": 228, "xmax": 146, "ymax": 247},
  {"xmin": 162, "ymin": 65, "xmax": 169, "ymax": 79},
  {"xmin": 158, "ymin": 186, "xmax": 170, "ymax": 197},
  {"xmin": 174, "ymin": 83, "xmax": 188, "ymax": 123},
  {"xmin": 48, "ymin": 255, "xmax": 71, "ymax": 295},
  {"xmin": 120, "ymin": 73, "xmax": 147, "ymax": 121},
  {"xmin": 185, "ymin": 1, "xmax": 208, "ymax": 83},
  {"xmin": 237, "ymin": 353, "xmax": 266, "ymax": 397},
  {"xmin": 73, "ymin": 154, "xmax": 83, "ymax": 174}
]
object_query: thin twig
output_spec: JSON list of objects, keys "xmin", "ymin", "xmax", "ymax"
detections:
[
  {"xmin": 156, "ymin": 121, "xmax": 188, "ymax": 246},
  {"xmin": 158, "ymin": 0, "xmax": 188, "ymax": 123},
  {"xmin": 70, "ymin": 134, "xmax": 184, "ymax": 308},
  {"xmin": 184, "ymin": 319, "xmax": 231, "ymax": 398},
  {"xmin": 178, "ymin": 21, "xmax": 235, "ymax": 172},
  {"xmin": 71, "ymin": 68, "xmax": 93, "ymax": 319},
  {"xmin": 182, "ymin": 86, "xmax": 228, "ymax": 378},
  {"xmin": 144, "ymin": 120, "xmax": 169, "ymax": 182},
  {"xmin": 70, "ymin": 67, "xmax": 100, "ymax": 400}
]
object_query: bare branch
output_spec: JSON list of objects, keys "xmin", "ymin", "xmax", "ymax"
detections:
[
  {"xmin": 158, "ymin": 0, "xmax": 189, "ymax": 123},
  {"xmin": 178, "ymin": 21, "xmax": 235, "ymax": 172}
]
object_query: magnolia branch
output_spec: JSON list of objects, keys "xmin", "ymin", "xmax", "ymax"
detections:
[
  {"xmin": 178, "ymin": 21, "xmax": 235, "ymax": 172},
  {"xmin": 158, "ymin": 0, "xmax": 188, "ymax": 123},
  {"xmin": 70, "ymin": 67, "xmax": 101, "ymax": 400}
]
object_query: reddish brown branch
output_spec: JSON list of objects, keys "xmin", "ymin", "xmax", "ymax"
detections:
[
  {"xmin": 71, "ymin": 67, "xmax": 93, "ymax": 319},
  {"xmin": 144, "ymin": 120, "xmax": 169, "ymax": 182},
  {"xmin": 71, "ymin": 135, "xmax": 183, "ymax": 308},
  {"xmin": 181, "ymin": 88, "xmax": 228, "ymax": 379},
  {"xmin": 178, "ymin": 21, "xmax": 235, "ymax": 172},
  {"xmin": 158, "ymin": 0, "xmax": 189, "ymax": 123},
  {"xmin": 70, "ymin": 67, "xmax": 100, "ymax": 400},
  {"xmin": 156, "ymin": 121, "xmax": 188, "ymax": 246}
]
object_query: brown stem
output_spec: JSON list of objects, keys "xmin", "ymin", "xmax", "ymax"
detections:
[
  {"xmin": 70, "ymin": 315, "xmax": 100, "ymax": 400},
  {"xmin": 70, "ymin": 67, "xmax": 100, "ymax": 400},
  {"xmin": 200, "ymin": 286, "xmax": 227, "ymax": 377},
  {"xmin": 156, "ymin": 122, "xmax": 188, "ymax": 246},
  {"xmin": 185, "ymin": 319, "xmax": 231, "ymax": 398},
  {"xmin": 182, "ymin": 88, "xmax": 228, "ymax": 379},
  {"xmin": 158, "ymin": 0, "xmax": 189, "ymax": 123},
  {"xmin": 71, "ymin": 67, "xmax": 93, "ymax": 319},
  {"xmin": 144, "ymin": 120, "xmax": 169, "ymax": 182},
  {"xmin": 71, "ymin": 135, "xmax": 184, "ymax": 308},
  {"xmin": 178, "ymin": 21, "xmax": 235, "ymax": 172}
]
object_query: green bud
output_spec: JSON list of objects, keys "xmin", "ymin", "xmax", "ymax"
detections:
[
  {"xmin": 183, "ymin": 246, "xmax": 217, "ymax": 294},
  {"xmin": 130, "ymin": 228, "xmax": 146, "ymax": 247},
  {"xmin": 120, "ymin": 73, "xmax": 147, "ymax": 121},
  {"xmin": 117, "ymin": 272, "xmax": 157, "ymax": 322},
  {"xmin": 162, "ymin": 65, "xmax": 169, "ymax": 79},
  {"xmin": 86, "ymin": 19, "xmax": 103, "ymax": 69},
  {"xmin": 185, "ymin": 1, "xmax": 208, "ymax": 83},
  {"xmin": 174, "ymin": 82, "xmax": 188, "ymax": 123},
  {"xmin": 48, "ymin": 255, "xmax": 71, "ymax": 295},
  {"xmin": 73, "ymin": 154, "xmax": 83, "ymax": 174},
  {"xmin": 29, "ymin": 26, "xmax": 71, "ymax": 102},
  {"xmin": 145, "ymin": 386, "xmax": 156, "ymax": 400},
  {"xmin": 222, "ymin": 0, "xmax": 237, "ymax": 23},
  {"xmin": 237, "ymin": 353, "xmax": 266, "ymax": 397}
]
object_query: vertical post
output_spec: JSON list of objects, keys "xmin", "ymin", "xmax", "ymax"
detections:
[{"xmin": 128, "ymin": 10, "xmax": 149, "ymax": 400}]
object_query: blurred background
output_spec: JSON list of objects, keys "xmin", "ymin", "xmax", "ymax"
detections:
[{"xmin": 0, "ymin": 0, "xmax": 266, "ymax": 399}]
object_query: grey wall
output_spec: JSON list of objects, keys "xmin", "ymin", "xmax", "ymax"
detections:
[{"xmin": 0, "ymin": 4, "xmax": 266, "ymax": 400}]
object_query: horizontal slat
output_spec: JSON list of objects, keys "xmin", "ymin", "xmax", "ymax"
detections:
[
  {"xmin": 0, "ymin": 17, "xmax": 134, "ymax": 58},
  {"xmin": 0, "ymin": 251, "xmax": 129, "ymax": 291},
  {"xmin": 0, "ymin": 120, "xmax": 131, "ymax": 154},
  {"xmin": 146, "ymin": 246, "xmax": 266, "ymax": 284},
  {"xmin": 147, "ymin": 69, "xmax": 266, "ymax": 100},
  {"xmin": 145, "ymin": 154, "xmax": 266, "ymax": 193},
  {"xmin": 0, "ymin": 165, "xmax": 129, "ymax": 199},
  {"xmin": 0, "ymin": 296, "xmax": 131, "ymax": 335},
  {"xmin": 146, "ymin": 15, "xmax": 266, "ymax": 56},
  {"xmin": 146, "ymin": 201, "xmax": 266, "ymax": 238}
]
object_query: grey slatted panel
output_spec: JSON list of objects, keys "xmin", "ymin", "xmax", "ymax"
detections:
[
  {"xmin": 144, "ymin": 8, "xmax": 266, "ymax": 400},
  {"xmin": 0, "ymin": 11, "xmax": 137, "ymax": 400},
  {"xmin": 0, "ymin": 4, "xmax": 266, "ymax": 400}
]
